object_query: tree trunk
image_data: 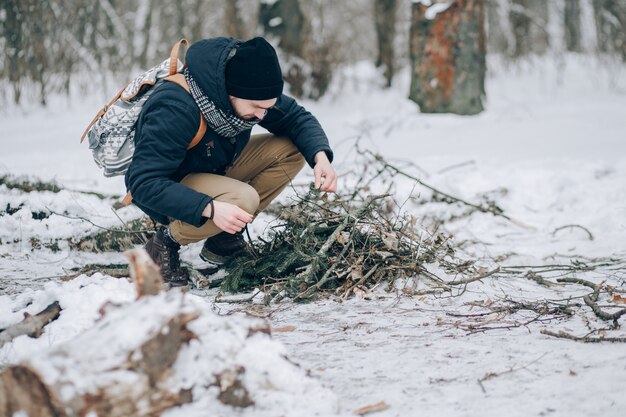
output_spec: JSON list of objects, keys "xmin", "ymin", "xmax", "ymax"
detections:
[
  {"xmin": 259, "ymin": 0, "xmax": 307, "ymax": 98},
  {"xmin": 593, "ymin": 0, "xmax": 626, "ymax": 60},
  {"xmin": 224, "ymin": 0, "xmax": 246, "ymax": 40},
  {"xmin": 529, "ymin": 0, "xmax": 549, "ymax": 55},
  {"xmin": 409, "ymin": 0, "xmax": 486, "ymax": 115},
  {"xmin": 486, "ymin": 0, "xmax": 509, "ymax": 54},
  {"xmin": 4, "ymin": 0, "xmax": 25, "ymax": 104},
  {"xmin": 564, "ymin": 0, "xmax": 583, "ymax": 52},
  {"xmin": 509, "ymin": 0, "xmax": 550, "ymax": 57},
  {"xmin": 259, "ymin": 0, "xmax": 305, "ymax": 57},
  {"xmin": 374, "ymin": 0, "xmax": 398, "ymax": 87}
]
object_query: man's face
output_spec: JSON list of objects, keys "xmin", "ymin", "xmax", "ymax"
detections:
[{"xmin": 229, "ymin": 96, "xmax": 277, "ymax": 121}]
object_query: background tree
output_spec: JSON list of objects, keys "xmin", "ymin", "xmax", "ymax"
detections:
[
  {"xmin": 564, "ymin": 0, "xmax": 583, "ymax": 52},
  {"xmin": 0, "ymin": 0, "xmax": 625, "ymax": 108},
  {"xmin": 509, "ymin": 0, "xmax": 550, "ymax": 57},
  {"xmin": 374, "ymin": 0, "xmax": 399, "ymax": 87},
  {"xmin": 486, "ymin": 0, "xmax": 510, "ymax": 54},
  {"xmin": 224, "ymin": 0, "xmax": 247, "ymax": 40},
  {"xmin": 259, "ymin": 0, "xmax": 339, "ymax": 99},
  {"xmin": 259, "ymin": 0, "xmax": 308, "ymax": 98},
  {"xmin": 409, "ymin": 0, "xmax": 486, "ymax": 115},
  {"xmin": 593, "ymin": 0, "xmax": 626, "ymax": 60}
]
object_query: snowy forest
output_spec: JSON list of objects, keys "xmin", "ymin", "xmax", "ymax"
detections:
[
  {"xmin": 2, "ymin": 0, "xmax": 626, "ymax": 105},
  {"xmin": 1, "ymin": 1, "xmax": 626, "ymax": 416}
]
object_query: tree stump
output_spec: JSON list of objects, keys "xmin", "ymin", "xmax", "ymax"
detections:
[
  {"xmin": 409, "ymin": 0, "xmax": 486, "ymax": 115},
  {"xmin": 0, "ymin": 249, "xmax": 195, "ymax": 417},
  {"xmin": 0, "ymin": 300, "xmax": 197, "ymax": 417}
]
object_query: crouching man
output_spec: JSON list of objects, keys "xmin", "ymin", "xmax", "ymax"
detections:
[{"xmin": 126, "ymin": 37, "xmax": 337, "ymax": 286}]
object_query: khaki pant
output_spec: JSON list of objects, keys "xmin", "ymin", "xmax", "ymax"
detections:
[{"xmin": 169, "ymin": 134, "xmax": 306, "ymax": 245}]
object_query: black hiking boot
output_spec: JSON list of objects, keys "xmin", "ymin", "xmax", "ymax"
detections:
[
  {"xmin": 200, "ymin": 231, "xmax": 247, "ymax": 265},
  {"xmin": 144, "ymin": 227, "xmax": 189, "ymax": 287}
]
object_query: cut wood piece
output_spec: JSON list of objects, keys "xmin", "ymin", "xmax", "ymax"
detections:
[
  {"xmin": 0, "ymin": 366, "xmax": 57, "ymax": 417},
  {"xmin": 127, "ymin": 248, "xmax": 164, "ymax": 297},
  {"xmin": 215, "ymin": 366, "xmax": 254, "ymax": 408},
  {"xmin": 271, "ymin": 325, "xmax": 297, "ymax": 333},
  {"xmin": 354, "ymin": 401, "xmax": 390, "ymax": 415},
  {"xmin": 0, "ymin": 301, "xmax": 62, "ymax": 349}
]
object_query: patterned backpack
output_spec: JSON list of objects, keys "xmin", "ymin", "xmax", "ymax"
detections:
[{"xmin": 80, "ymin": 39, "xmax": 206, "ymax": 180}]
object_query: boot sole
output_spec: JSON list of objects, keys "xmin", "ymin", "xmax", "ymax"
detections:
[{"xmin": 199, "ymin": 248, "xmax": 226, "ymax": 265}]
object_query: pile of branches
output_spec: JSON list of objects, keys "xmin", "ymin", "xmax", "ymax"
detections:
[{"xmin": 221, "ymin": 185, "xmax": 479, "ymax": 302}]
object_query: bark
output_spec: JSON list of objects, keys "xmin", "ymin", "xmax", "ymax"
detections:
[
  {"xmin": 259, "ymin": 0, "xmax": 305, "ymax": 57},
  {"xmin": 593, "ymin": 0, "xmax": 626, "ymax": 60},
  {"xmin": 409, "ymin": 0, "xmax": 486, "ymax": 115},
  {"xmin": 187, "ymin": 0, "xmax": 206, "ymax": 43},
  {"xmin": 0, "ymin": 315, "xmax": 196, "ymax": 417},
  {"xmin": 509, "ymin": 0, "xmax": 550, "ymax": 57},
  {"xmin": 29, "ymin": 0, "xmax": 48, "ymax": 106},
  {"xmin": 528, "ymin": 0, "xmax": 549, "ymax": 55},
  {"xmin": 486, "ymin": 0, "xmax": 509, "ymax": 54},
  {"xmin": 127, "ymin": 248, "xmax": 164, "ymax": 297},
  {"xmin": 259, "ymin": 0, "xmax": 308, "ymax": 98},
  {"xmin": 224, "ymin": 0, "xmax": 246, "ymax": 40},
  {"xmin": 132, "ymin": 0, "xmax": 152, "ymax": 69},
  {"xmin": 374, "ymin": 0, "xmax": 399, "ymax": 87},
  {"xmin": 564, "ymin": 0, "xmax": 583, "ymax": 52},
  {"xmin": 4, "ymin": 0, "xmax": 25, "ymax": 104}
]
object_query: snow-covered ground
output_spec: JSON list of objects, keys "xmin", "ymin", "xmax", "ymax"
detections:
[{"xmin": 1, "ymin": 55, "xmax": 626, "ymax": 416}]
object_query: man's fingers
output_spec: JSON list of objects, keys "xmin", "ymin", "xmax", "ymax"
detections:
[
  {"xmin": 320, "ymin": 176, "xmax": 337, "ymax": 192},
  {"xmin": 330, "ymin": 175, "xmax": 339, "ymax": 193},
  {"xmin": 314, "ymin": 170, "xmax": 322, "ymax": 189},
  {"xmin": 320, "ymin": 173, "xmax": 336, "ymax": 192},
  {"xmin": 235, "ymin": 209, "xmax": 253, "ymax": 222}
]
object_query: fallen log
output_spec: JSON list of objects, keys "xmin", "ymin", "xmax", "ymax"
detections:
[
  {"xmin": 0, "ymin": 307, "xmax": 197, "ymax": 417},
  {"xmin": 0, "ymin": 249, "xmax": 332, "ymax": 416},
  {"xmin": 0, "ymin": 249, "xmax": 195, "ymax": 417}
]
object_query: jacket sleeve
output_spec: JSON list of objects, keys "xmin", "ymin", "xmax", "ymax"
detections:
[
  {"xmin": 125, "ymin": 98, "xmax": 211, "ymax": 227},
  {"xmin": 259, "ymin": 94, "xmax": 333, "ymax": 168}
]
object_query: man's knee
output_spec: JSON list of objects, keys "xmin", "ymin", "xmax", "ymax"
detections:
[
  {"xmin": 274, "ymin": 136, "xmax": 306, "ymax": 174},
  {"xmin": 227, "ymin": 183, "xmax": 260, "ymax": 214}
]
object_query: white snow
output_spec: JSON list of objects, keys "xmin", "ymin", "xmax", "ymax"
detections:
[
  {"xmin": 1, "ymin": 277, "xmax": 339, "ymax": 416},
  {"xmin": 425, "ymin": 2, "xmax": 452, "ymax": 20},
  {"xmin": 269, "ymin": 17, "xmax": 283, "ymax": 27},
  {"xmin": 411, "ymin": 0, "xmax": 453, "ymax": 19},
  {"xmin": 1, "ymin": 54, "xmax": 626, "ymax": 416}
]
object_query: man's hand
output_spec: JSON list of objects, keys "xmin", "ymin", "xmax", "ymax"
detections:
[
  {"xmin": 313, "ymin": 151, "xmax": 337, "ymax": 193},
  {"xmin": 202, "ymin": 200, "xmax": 253, "ymax": 234}
]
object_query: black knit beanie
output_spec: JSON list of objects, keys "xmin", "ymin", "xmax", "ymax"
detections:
[{"xmin": 225, "ymin": 37, "xmax": 284, "ymax": 100}]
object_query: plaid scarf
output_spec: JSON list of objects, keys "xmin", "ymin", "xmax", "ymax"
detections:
[{"xmin": 184, "ymin": 68, "xmax": 258, "ymax": 138}]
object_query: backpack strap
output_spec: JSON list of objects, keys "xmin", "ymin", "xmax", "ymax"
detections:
[
  {"xmin": 81, "ymin": 39, "xmax": 189, "ymax": 144},
  {"xmin": 169, "ymin": 38, "xmax": 189, "ymax": 76},
  {"xmin": 121, "ymin": 74, "xmax": 207, "ymax": 207},
  {"xmin": 164, "ymin": 73, "xmax": 207, "ymax": 149},
  {"xmin": 79, "ymin": 83, "xmax": 129, "ymax": 144}
]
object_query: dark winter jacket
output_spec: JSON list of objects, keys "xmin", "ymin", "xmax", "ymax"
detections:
[{"xmin": 125, "ymin": 37, "xmax": 333, "ymax": 228}]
